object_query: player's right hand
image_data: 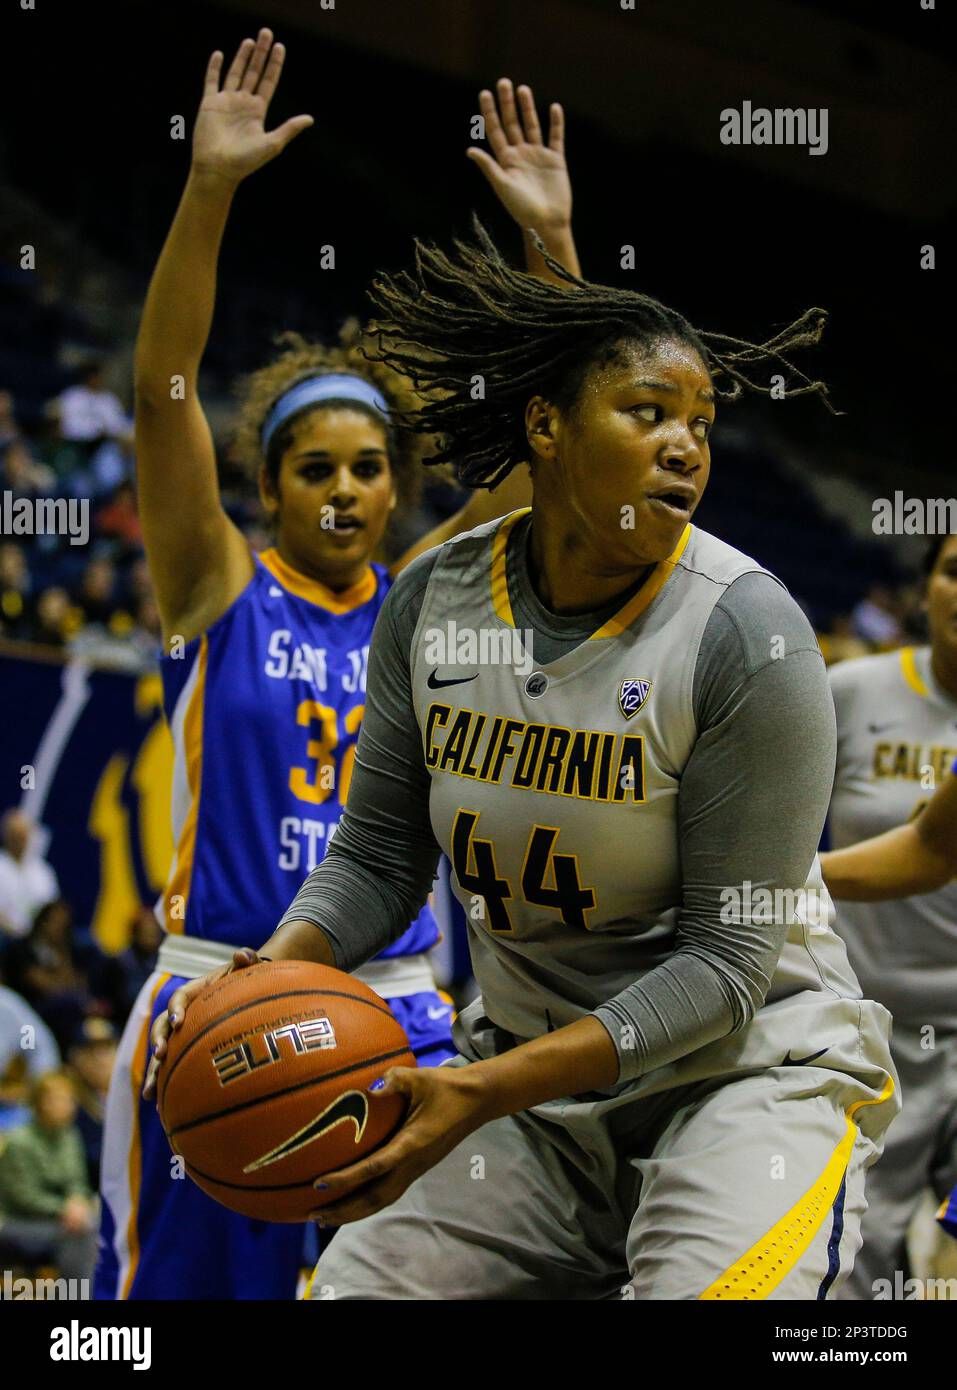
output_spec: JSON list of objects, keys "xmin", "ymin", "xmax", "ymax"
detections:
[
  {"xmin": 190, "ymin": 29, "xmax": 313, "ymax": 189},
  {"xmin": 466, "ymin": 78, "xmax": 571, "ymax": 233},
  {"xmin": 142, "ymin": 947, "xmax": 262, "ymax": 1100}
]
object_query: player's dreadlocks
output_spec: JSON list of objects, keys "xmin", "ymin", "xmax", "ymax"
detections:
[{"xmin": 364, "ymin": 219, "xmax": 834, "ymax": 489}]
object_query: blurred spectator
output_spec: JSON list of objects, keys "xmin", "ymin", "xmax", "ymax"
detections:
[
  {"xmin": 129, "ymin": 594, "xmax": 162, "ymax": 660},
  {"xmin": 0, "ymin": 542, "xmax": 33, "ymax": 640},
  {"xmin": 851, "ymin": 583, "xmax": 905, "ymax": 647},
  {"xmin": 96, "ymin": 480, "xmax": 143, "ymax": 550},
  {"xmin": 74, "ymin": 555, "xmax": 119, "ymax": 627},
  {"xmin": 0, "ymin": 810, "xmax": 59, "ymax": 941},
  {"xmin": 31, "ymin": 585, "xmax": 81, "ymax": 647},
  {"xmin": 3, "ymin": 898, "xmax": 90, "ymax": 1051},
  {"xmin": 0, "ymin": 981, "xmax": 61, "ymax": 1132},
  {"xmin": 53, "ymin": 361, "xmax": 131, "ymax": 452},
  {"xmin": 818, "ymin": 614, "xmax": 871, "ymax": 666},
  {"xmin": 50, "ymin": 360, "xmax": 132, "ymax": 499},
  {"xmin": 895, "ymin": 578, "xmax": 929, "ymax": 642},
  {"xmin": 126, "ymin": 556, "xmax": 153, "ymax": 605},
  {"xmin": 0, "ymin": 1070, "xmax": 97, "ymax": 1281},
  {"xmin": 113, "ymin": 907, "xmax": 163, "ymax": 1019},
  {"xmin": 0, "ymin": 389, "xmax": 19, "ymax": 450},
  {"xmin": 1, "ymin": 438, "xmax": 55, "ymax": 499},
  {"xmin": 65, "ymin": 1017, "xmax": 117, "ymax": 1188}
]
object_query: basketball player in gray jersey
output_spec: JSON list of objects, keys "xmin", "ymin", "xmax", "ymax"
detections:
[
  {"xmin": 824, "ymin": 533, "xmax": 957, "ymax": 1299},
  {"xmin": 148, "ymin": 231, "xmax": 897, "ymax": 1299}
]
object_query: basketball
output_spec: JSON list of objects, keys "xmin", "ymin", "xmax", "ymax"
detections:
[{"xmin": 156, "ymin": 960, "xmax": 417, "ymax": 1222}]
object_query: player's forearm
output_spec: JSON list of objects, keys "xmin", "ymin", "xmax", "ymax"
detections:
[
  {"xmin": 915, "ymin": 762, "xmax": 957, "ymax": 864},
  {"xmin": 820, "ymin": 826, "xmax": 952, "ymax": 900},
  {"xmin": 468, "ymin": 1015, "xmax": 620, "ymax": 1120},
  {"xmin": 395, "ymin": 466, "xmax": 532, "ymax": 571},
  {"xmin": 272, "ymin": 826, "xmax": 438, "ymax": 973},
  {"xmin": 258, "ymin": 917, "xmax": 338, "ymax": 968},
  {"xmin": 522, "ymin": 223, "xmax": 581, "ymax": 284},
  {"xmin": 134, "ymin": 169, "xmax": 236, "ymax": 399}
]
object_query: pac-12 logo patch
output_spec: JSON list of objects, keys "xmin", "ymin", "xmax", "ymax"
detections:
[{"xmin": 618, "ymin": 679, "xmax": 652, "ymax": 720}]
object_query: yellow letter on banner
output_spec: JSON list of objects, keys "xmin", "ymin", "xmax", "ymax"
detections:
[{"xmin": 88, "ymin": 754, "xmax": 141, "ymax": 954}]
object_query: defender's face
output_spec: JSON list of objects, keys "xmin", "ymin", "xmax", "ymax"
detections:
[
  {"xmin": 537, "ymin": 337, "xmax": 714, "ymax": 571},
  {"xmin": 927, "ymin": 535, "xmax": 957, "ymax": 656},
  {"xmin": 262, "ymin": 407, "xmax": 398, "ymax": 586}
]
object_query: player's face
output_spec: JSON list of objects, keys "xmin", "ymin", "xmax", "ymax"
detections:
[
  {"xmin": 530, "ymin": 337, "xmax": 713, "ymax": 570},
  {"xmin": 927, "ymin": 536, "xmax": 957, "ymax": 656},
  {"xmin": 262, "ymin": 407, "xmax": 397, "ymax": 588}
]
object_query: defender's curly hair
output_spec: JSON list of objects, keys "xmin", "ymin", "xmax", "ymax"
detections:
[
  {"xmin": 232, "ymin": 321, "xmax": 426, "ymax": 508},
  {"xmin": 363, "ymin": 219, "xmax": 835, "ymax": 489}
]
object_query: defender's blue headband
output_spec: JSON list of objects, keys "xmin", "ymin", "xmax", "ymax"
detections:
[{"xmin": 260, "ymin": 374, "xmax": 390, "ymax": 454}]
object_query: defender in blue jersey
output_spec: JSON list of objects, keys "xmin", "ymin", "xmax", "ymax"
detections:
[
  {"xmin": 96, "ymin": 30, "xmax": 567, "ymax": 1299},
  {"xmin": 96, "ymin": 546, "xmax": 455, "ymax": 1301}
]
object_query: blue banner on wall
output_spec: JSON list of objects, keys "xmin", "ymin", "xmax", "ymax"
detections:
[{"xmin": 0, "ymin": 647, "xmax": 173, "ymax": 953}]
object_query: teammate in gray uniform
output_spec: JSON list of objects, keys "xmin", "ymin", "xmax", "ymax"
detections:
[
  {"xmin": 148, "ymin": 231, "xmax": 898, "ymax": 1300},
  {"xmin": 825, "ymin": 533, "xmax": 957, "ymax": 1298}
]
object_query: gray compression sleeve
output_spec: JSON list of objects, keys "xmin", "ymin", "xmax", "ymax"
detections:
[{"xmin": 592, "ymin": 601, "xmax": 835, "ymax": 1081}]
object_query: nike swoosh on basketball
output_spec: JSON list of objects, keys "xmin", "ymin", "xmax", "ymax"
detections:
[
  {"xmin": 243, "ymin": 1090, "xmax": 369, "ymax": 1173},
  {"xmin": 427, "ymin": 670, "xmax": 479, "ymax": 689},
  {"xmin": 780, "ymin": 1047, "xmax": 830, "ymax": 1067}
]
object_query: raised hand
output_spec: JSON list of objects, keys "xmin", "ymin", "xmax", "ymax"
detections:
[
  {"xmin": 192, "ymin": 29, "xmax": 313, "ymax": 187},
  {"xmin": 467, "ymin": 78, "xmax": 572, "ymax": 233}
]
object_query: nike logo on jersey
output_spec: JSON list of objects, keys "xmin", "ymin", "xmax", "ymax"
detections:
[
  {"xmin": 242, "ymin": 1090, "xmax": 368, "ymax": 1172},
  {"xmin": 780, "ymin": 1047, "xmax": 830, "ymax": 1067},
  {"xmin": 868, "ymin": 721, "xmax": 900, "ymax": 735},
  {"xmin": 427, "ymin": 670, "xmax": 479, "ymax": 689},
  {"xmin": 427, "ymin": 1005, "xmax": 451, "ymax": 1020}
]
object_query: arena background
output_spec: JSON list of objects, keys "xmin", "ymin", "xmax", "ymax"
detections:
[{"xmin": 0, "ymin": 1, "xmax": 952, "ymax": 1059}]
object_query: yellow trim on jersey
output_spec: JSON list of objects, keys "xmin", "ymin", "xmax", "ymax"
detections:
[
  {"xmin": 489, "ymin": 508, "xmax": 532, "ymax": 625},
  {"xmin": 591, "ymin": 524, "xmax": 692, "ymax": 639},
  {"xmin": 164, "ymin": 637, "xmax": 207, "ymax": 934},
  {"xmin": 302, "ymin": 1260, "xmax": 320, "ymax": 1301},
  {"xmin": 121, "ymin": 972, "xmax": 172, "ymax": 1300},
  {"xmin": 488, "ymin": 509, "xmax": 691, "ymax": 639},
  {"xmin": 698, "ymin": 1073, "xmax": 896, "ymax": 1301},
  {"xmin": 900, "ymin": 646, "xmax": 930, "ymax": 698},
  {"xmin": 258, "ymin": 547, "xmax": 377, "ymax": 613}
]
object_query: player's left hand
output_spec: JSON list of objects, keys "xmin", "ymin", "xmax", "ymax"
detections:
[{"xmin": 308, "ymin": 1063, "xmax": 491, "ymax": 1226}]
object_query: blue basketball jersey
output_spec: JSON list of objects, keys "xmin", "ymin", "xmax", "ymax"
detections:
[{"xmin": 158, "ymin": 547, "xmax": 438, "ymax": 956}]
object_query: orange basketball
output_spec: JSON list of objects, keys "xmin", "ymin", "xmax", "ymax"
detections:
[{"xmin": 157, "ymin": 960, "xmax": 416, "ymax": 1222}]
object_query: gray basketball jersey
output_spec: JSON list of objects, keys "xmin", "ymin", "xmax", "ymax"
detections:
[
  {"xmin": 829, "ymin": 646, "xmax": 957, "ymax": 1030},
  {"xmin": 411, "ymin": 511, "xmax": 867, "ymax": 1061}
]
